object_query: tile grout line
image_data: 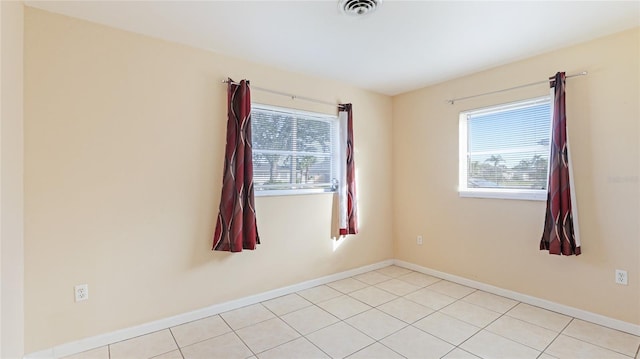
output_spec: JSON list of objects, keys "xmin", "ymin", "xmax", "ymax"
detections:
[
  {"xmin": 538, "ymin": 317, "xmax": 574, "ymax": 358},
  {"xmin": 371, "ymin": 277, "xmax": 429, "ymax": 298},
  {"xmin": 233, "ymin": 330, "xmax": 258, "ymax": 358},
  {"xmin": 485, "ymin": 314, "xmax": 564, "ymax": 354},
  {"xmin": 445, "ymin": 293, "xmax": 508, "ymax": 355},
  {"xmin": 277, "ymin": 288, "xmax": 392, "ymax": 358},
  {"xmin": 439, "ymin": 346, "xmax": 458, "ymax": 359},
  {"xmin": 167, "ymin": 328, "xmax": 185, "ymax": 359},
  {"xmin": 557, "ymin": 321, "xmax": 639, "ymax": 358},
  {"xmin": 335, "ymin": 295, "xmax": 412, "ymax": 358},
  {"xmin": 165, "ymin": 318, "xmax": 234, "ymax": 354},
  {"xmin": 300, "ymin": 270, "xmax": 421, "ymax": 357},
  {"xmin": 257, "ymin": 297, "xmax": 334, "ymax": 358},
  {"xmin": 348, "ymin": 341, "xmax": 405, "ymax": 359},
  {"xmin": 359, "ymin": 275, "xmax": 472, "ymax": 358},
  {"xmin": 432, "ymin": 288, "xmax": 573, "ymax": 357},
  {"xmin": 349, "ymin": 273, "xmax": 485, "ymax": 357},
  {"xmin": 216, "ymin": 311, "xmax": 259, "ymax": 358},
  {"xmin": 298, "ymin": 303, "xmax": 357, "ymax": 359},
  {"xmin": 479, "ymin": 307, "xmax": 547, "ymax": 355}
]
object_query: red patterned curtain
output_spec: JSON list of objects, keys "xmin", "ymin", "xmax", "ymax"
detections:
[
  {"xmin": 339, "ymin": 104, "xmax": 358, "ymax": 235},
  {"xmin": 212, "ymin": 79, "xmax": 260, "ymax": 252},
  {"xmin": 540, "ymin": 72, "xmax": 581, "ymax": 255}
]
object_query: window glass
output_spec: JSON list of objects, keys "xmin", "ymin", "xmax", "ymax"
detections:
[
  {"xmin": 252, "ymin": 104, "xmax": 339, "ymax": 195},
  {"xmin": 459, "ymin": 97, "xmax": 551, "ymax": 200}
]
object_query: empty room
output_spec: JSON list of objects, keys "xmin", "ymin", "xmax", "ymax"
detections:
[{"xmin": 1, "ymin": 1, "xmax": 639, "ymax": 358}]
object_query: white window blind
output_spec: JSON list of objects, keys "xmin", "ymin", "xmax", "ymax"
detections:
[
  {"xmin": 459, "ymin": 96, "xmax": 551, "ymax": 200},
  {"xmin": 251, "ymin": 104, "xmax": 339, "ymax": 194}
]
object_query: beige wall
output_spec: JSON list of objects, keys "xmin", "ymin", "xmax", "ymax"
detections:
[
  {"xmin": 1, "ymin": 1, "xmax": 25, "ymax": 358},
  {"xmin": 23, "ymin": 7, "xmax": 393, "ymax": 353},
  {"xmin": 393, "ymin": 28, "xmax": 639, "ymax": 325}
]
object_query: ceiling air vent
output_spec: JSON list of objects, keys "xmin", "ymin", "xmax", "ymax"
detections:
[{"xmin": 340, "ymin": 0, "xmax": 382, "ymax": 16}]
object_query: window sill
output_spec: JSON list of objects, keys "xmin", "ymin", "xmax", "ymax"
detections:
[
  {"xmin": 459, "ymin": 189, "xmax": 546, "ymax": 201},
  {"xmin": 255, "ymin": 188, "xmax": 336, "ymax": 197}
]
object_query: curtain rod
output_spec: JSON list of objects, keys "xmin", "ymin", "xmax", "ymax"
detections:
[
  {"xmin": 222, "ymin": 79, "xmax": 340, "ymax": 108},
  {"xmin": 446, "ymin": 71, "xmax": 588, "ymax": 105}
]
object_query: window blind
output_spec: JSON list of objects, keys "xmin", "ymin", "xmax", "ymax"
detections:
[
  {"xmin": 462, "ymin": 97, "xmax": 551, "ymax": 193},
  {"xmin": 252, "ymin": 105, "xmax": 339, "ymax": 192}
]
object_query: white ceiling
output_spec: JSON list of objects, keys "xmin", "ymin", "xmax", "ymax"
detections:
[{"xmin": 26, "ymin": 1, "xmax": 640, "ymax": 95}]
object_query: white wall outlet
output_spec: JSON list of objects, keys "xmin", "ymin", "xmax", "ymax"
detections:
[
  {"xmin": 75, "ymin": 284, "xmax": 89, "ymax": 302},
  {"xmin": 615, "ymin": 270, "xmax": 628, "ymax": 285},
  {"xmin": 416, "ymin": 235, "xmax": 423, "ymax": 245}
]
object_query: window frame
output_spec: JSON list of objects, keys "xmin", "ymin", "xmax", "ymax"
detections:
[
  {"xmin": 458, "ymin": 96, "xmax": 552, "ymax": 201},
  {"xmin": 251, "ymin": 103, "xmax": 340, "ymax": 197}
]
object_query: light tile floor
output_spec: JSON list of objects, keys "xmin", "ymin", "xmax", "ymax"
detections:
[{"xmin": 64, "ymin": 266, "xmax": 640, "ymax": 359}]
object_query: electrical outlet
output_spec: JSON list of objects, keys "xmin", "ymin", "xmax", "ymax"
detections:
[
  {"xmin": 417, "ymin": 235, "xmax": 423, "ymax": 245},
  {"xmin": 615, "ymin": 270, "xmax": 628, "ymax": 285},
  {"xmin": 75, "ymin": 284, "xmax": 89, "ymax": 302}
]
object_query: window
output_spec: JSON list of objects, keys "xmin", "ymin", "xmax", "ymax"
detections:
[
  {"xmin": 251, "ymin": 104, "xmax": 339, "ymax": 195},
  {"xmin": 459, "ymin": 96, "xmax": 551, "ymax": 200}
]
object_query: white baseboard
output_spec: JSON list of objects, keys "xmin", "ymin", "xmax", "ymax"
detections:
[
  {"xmin": 24, "ymin": 259, "xmax": 394, "ymax": 359},
  {"xmin": 393, "ymin": 259, "xmax": 640, "ymax": 337},
  {"xmin": 25, "ymin": 258, "xmax": 640, "ymax": 358}
]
